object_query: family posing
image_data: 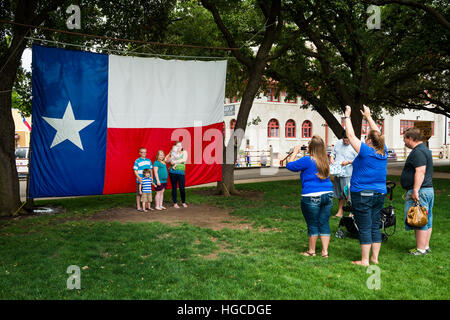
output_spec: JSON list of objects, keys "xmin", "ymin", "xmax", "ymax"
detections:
[
  {"xmin": 133, "ymin": 141, "xmax": 188, "ymax": 211},
  {"xmin": 287, "ymin": 105, "xmax": 435, "ymax": 266}
]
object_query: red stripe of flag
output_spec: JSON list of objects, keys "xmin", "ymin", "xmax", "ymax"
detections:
[{"xmin": 103, "ymin": 122, "xmax": 223, "ymax": 194}]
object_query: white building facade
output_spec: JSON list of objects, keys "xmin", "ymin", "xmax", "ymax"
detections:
[{"xmin": 223, "ymin": 92, "xmax": 450, "ymax": 166}]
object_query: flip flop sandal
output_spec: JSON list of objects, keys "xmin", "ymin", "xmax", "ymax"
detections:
[
  {"xmin": 321, "ymin": 253, "xmax": 329, "ymax": 258},
  {"xmin": 302, "ymin": 251, "xmax": 316, "ymax": 257}
]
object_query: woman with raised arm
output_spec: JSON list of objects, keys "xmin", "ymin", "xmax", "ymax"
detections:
[
  {"xmin": 344, "ymin": 105, "xmax": 388, "ymax": 266},
  {"xmin": 286, "ymin": 136, "xmax": 334, "ymax": 258}
]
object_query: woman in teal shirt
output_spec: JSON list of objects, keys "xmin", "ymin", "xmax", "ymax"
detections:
[
  {"xmin": 153, "ymin": 150, "xmax": 169, "ymax": 210},
  {"xmin": 167, "ymin": 141, "xmax": 188, "ymax": 208}
]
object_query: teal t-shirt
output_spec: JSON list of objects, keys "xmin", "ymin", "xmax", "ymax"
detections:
[
  {"xmin": 133, "ymin": 157, "xmax": 152, "ymax": 183},
  {"xmin": 154, "ymin": 160, "xmax": 168, "ymax": 183}
]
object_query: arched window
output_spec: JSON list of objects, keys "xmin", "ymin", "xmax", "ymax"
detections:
[
  {"xmin": 302, "ymin": 120, "xmax": 312, "ymax": 138},
  {"xmin": 285, "ymin": 119, "xmax": 296, "ymax": 138},
  {"xmin": 268, "ymin": 119, "xmax": 279, "ymax": 138},
  {"xmin": 230, "ymin": 119, "xmax": 236, "ymax": 134}
]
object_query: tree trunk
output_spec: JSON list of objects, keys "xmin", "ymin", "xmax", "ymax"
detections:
[
  {"xmin": 216, "ymin": 61, "xmax": 267, "ymax": 196},
  {"xmin": 0, "ymin": 79, "xmax": 21, "ymax": 216},
  {"xmin": 351, "ymin": 105, "xmax": 363, "ymax": 139},
  {"xmin": 0, "ymin": 22, "xmax": 31, "ymax": 216},
  {"xmin": 216, "ymin": 163, "xmax": 236, "ymax": 196}
]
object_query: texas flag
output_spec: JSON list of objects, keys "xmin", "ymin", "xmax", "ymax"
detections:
[{"xmin": 29, "ymin": 45, "xmax": 226, "ymax": 198}]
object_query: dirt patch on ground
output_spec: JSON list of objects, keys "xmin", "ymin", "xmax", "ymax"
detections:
[{"xmin": 88, "ymin": 204, "xmax": 260, "ymax": 231}]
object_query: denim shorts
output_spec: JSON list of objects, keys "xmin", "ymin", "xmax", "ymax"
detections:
[
  {"xmin": 300, "ymin": 192, "xmax": 333, "ymax": 237},
  {"xmin": 350, "ymin": 190, "xmax": 386, "ymax": 245},
  {"xmin": 404, "ymin": 187, "xmax": 434, "ymax": 231}
]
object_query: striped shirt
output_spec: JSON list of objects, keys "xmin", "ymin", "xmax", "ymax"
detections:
[
  {"xmin": 133, "ymin": 157, "xmax": 152, "ymax": 182},
  {"xmin": 140, "ymin": 177, "xmax": 152, "ymax": 193}
]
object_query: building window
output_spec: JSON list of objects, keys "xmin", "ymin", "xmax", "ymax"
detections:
[
  {"xmin": 284, "ymin": 92, "xmax": 297, "ymax": 104},
  {"xmin": 266, "ymin": 88, "xmax": 280, "ymax": 102},
  {"xmin": 400, "ymin": 120, "xmax": 435, "ymax": 136},
  {"xmin": 302, "ymin": 120, "xmax": 312, "ymax": 138},
  {"xmin": 361, "ymin": 119, "xmax": 384, "ymax": 135},
  {"xmin": 341, "ymin": 117, "xmax": 384, "ymax": 135},
  {"xmin": 285, "ymin": 119, "xmax": 296, "ymax": 138},
  {"xmin": 268, "ymin": 118, "xmax": 279, "ymax": 137},
  {"xmin": 400, "ymin": 120, "xmax": 415, "ymax": 135}
]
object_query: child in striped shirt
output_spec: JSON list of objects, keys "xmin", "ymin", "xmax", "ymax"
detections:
[{"xmin": 139, "ymin": 169, "xmax": 154, "ymax": 212}]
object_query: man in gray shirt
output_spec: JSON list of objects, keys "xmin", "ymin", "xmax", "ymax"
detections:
[
  {"xmin": 401, "ymin": 127, "xmax": 434, "ymax": 256},
  {"xmin": 330, "ymin": 133, "xmax": 358, "ymax": 218}
]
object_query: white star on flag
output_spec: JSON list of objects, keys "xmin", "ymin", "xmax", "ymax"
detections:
[{"xmin": 43, "ymin": 101, "xmax": 95, "ymax": 150}]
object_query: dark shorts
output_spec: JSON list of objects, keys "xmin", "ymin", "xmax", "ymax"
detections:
[
  {"xmin": 155, "ymin": 182, "xmax": 167, "ymax": 191},
  {"xmin": 333, "ymin": 176, "xmax": 351, "ymax": 199}
]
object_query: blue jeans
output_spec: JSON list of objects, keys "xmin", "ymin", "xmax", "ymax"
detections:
[
  {"xmin": 169, "ymin": 172, "xmax": 186, "ymax": 204},
  {"xmin": 404, "ymin": 187, "xmax": 434, "ymax": 231},
  {"xmin": 300, "ymin": 193, "xmax": 333, "ymax": 236},
  {"xmin": 351, "ymin": 190, "xmax": 386, "ymax": 245}
]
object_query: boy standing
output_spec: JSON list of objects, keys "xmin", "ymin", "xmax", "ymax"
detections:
[
  {"xmin": 139, "ymin": 169, "xmax": 154, "ymax": 212},
  {"xmin": 133, "ymin": 147, "xmax": 153, "ymax": 211}
]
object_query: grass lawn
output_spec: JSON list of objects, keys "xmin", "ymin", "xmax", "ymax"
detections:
[{"xmin": 0, "ymin": 176, "xmax": 448, "ymax": 300}]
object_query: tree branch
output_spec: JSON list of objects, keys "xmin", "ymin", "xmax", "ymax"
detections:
[
  {"xmin": 200, "ymin": 0, "xmax": 253, "ymax": 68},
  {"xmin": 362, "ymin": 0, "xmax": 450, "ymax": 31}
]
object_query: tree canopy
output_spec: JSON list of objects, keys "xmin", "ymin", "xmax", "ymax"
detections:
[{"xmin": 268, "ymin": 0, "xmax": 449, "ymax": 138}]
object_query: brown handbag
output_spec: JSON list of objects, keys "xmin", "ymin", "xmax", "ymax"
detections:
[{"xmin": 406, "ymin": 201, "xmax": 428, "ymax": 228}]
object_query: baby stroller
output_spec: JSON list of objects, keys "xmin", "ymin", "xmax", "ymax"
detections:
[{"xmin": 335, "ymin": 181, "xmax": 397, "ymax": 242}]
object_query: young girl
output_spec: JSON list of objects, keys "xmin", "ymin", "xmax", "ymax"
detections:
[{"xmin": 153, "ymin": 150, "xmax": 169, "ymax": 210}]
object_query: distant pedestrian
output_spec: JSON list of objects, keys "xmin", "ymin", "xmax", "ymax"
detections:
[
  {"xmin": 400, "ymin": 127, "xmax": 434, "ymax": 255},
  {"xmin": 245, "ymin": 151, "xmax": 250, "ymax": 167}
]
